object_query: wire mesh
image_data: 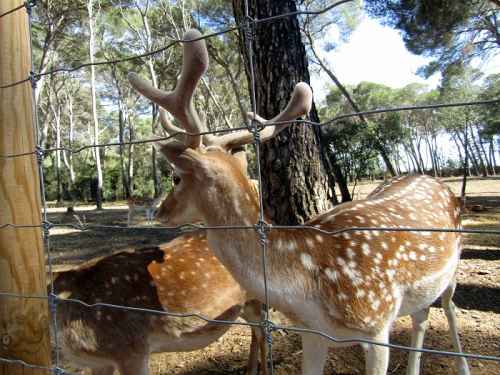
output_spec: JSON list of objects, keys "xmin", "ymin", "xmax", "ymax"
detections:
[{"xmin": 0, "ymin": 0, "xmax": 499, "ymax": 374}]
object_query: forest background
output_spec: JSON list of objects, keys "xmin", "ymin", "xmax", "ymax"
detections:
[{"xmin": 31, "ymin": 0, "xmax": 500, "ymax": 207}]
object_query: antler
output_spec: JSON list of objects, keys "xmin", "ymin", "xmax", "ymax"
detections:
[
  {"xmin": 128, "ymin": 29, "xmax": 208, "ymax": 149},
  {"xmin": 204, "ymin": 82, "xmax": 313, "ymax": 151}
]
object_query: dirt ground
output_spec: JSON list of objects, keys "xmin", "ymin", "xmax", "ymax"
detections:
[{"xmin": 47, "ymin": 176, "xmax": 500, "ymax": 374}]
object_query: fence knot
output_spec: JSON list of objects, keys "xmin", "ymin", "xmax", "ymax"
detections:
[
  {"xmin": 53, "ymin": 367, "xmax": 68, "ymax": 375},
  {"xmin": 246, "ymin": 117, "xmax": 265, "ymax": 144},
  {"xmin": 35, "ymin": 146, "xmax": 45, "ymax": 164},
  {"xmin": 42, "ymin": 220, "xmax": 52, "ymax": 237},
  {"xmin": 29, "ymin": 71, "xmax": 39, "ymax": 89},
  {"xmin": 24, "ymin": 0, "xmax": 37, "ymax": 16},
  {"xmin": 261, "ymin": 318, "xmax": 276, "ymax": 345},
  {"xmin": 242, "ymin": 15, "xmax": 256, "ymax": 45},
  {"xmin": 254, "ymin": 220, "xmax": 270, "ymax": 245}
]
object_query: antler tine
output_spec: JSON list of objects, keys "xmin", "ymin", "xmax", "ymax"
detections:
[
  {"xmin": 159, "ymin": 109, "xmax": 184, "ymax": 138},
  {"xmin": 128, "ymin": 29, "xmax": 209, "ymax": 149},
  {"xmin": 205, "ymin": 82, "xmax": 313, "ymax": 151}
]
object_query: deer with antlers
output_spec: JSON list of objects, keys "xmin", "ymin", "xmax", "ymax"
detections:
[{"xmin": 128, "ymin": 29, "xmax": 471, "ymax": 375}]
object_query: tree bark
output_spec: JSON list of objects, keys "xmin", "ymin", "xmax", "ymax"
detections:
[{"xmin": 233, "ymin": 0, "xmax": 331, "ymax": 225}]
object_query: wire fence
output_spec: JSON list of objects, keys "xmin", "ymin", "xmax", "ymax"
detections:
[{"xmin": 1, "ymin": 0, "xmax": 500, "ymax": 374}]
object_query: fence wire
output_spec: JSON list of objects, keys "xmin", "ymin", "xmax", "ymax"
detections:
[
  {"xmin": 1, "ymin": 98, "xmax": 499, "ymax": 160},
  {"xmin": 1, "ymin": 0, "xmax": 500, "ymax": 374}
]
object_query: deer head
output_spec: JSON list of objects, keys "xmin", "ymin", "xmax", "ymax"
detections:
[{"xmin": 128, "ymin": 29, "xmax": 312, "ymax": 227}]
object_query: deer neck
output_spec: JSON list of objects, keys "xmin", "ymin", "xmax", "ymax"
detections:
[{"xmin": 198, "ymin": 176, "xmax": 315, "ymax": 315}]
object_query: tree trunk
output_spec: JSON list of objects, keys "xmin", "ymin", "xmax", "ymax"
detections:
[
  {"xmin": 62, "ymin": 91, "xmax": 76, "ymax": 208},
  {"xmin": 49, "ymin": 93, "xmax": 63, "ymax": 203},
  {"xmin": 489, "ymin": 139, "xmax": 497, "ymax": 175},
  {"xmin": 87, "ymin": 0, "xmax": 103, "ymax": 209},
  {"xmin": 469, "ymin": 124, "xmax": 488, "ymax": 177},
  {"xmin": 233, "ymin": 0, "xmax": 331, "ymax": 225}
]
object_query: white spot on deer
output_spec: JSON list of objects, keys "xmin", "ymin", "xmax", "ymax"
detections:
[
  {"xmin": 301, "ymin": 253, "xmax": 316, "ymax": 271},
  {"xmin": 315, "ymin": 234, "xmax": 324, "ymax": 243},
  {"xmin": 325, "ymin": 268, "xmax": 339, "ymax": 282},
  {"xmin": 356, "ymin": 215, "xmax": 366, "ymax": 224},
  {"xmin": 305, "ymin": 237, "xmax": 314, "ymax": 248},
  {"xmin": 342, "ymin": 232, "xmax": 351, "ymax": 240},
  {"xmin": 356, "ymin": 289, "xmax": 366, "ymax": 298},
  {"xmin": 409, "ymin": 251, "xmax": 417, "ymax": 261},
  {"xmin": 371, "ymin": 299, "xmax": 381, "ymax": 311},
  {"xmin": 386, "ymin": 269, "xmax": 396, "ymax": 281},
  {"xmin": 338, "ymin": 292, "xmax": 348, "ymax": 300},
  {"xmin": 179, "ymin": 272, "xmax": 185, "ymax": 280},
  {"xmin": 362, "ymin": 243, "xmax": 371, "ymax": 255},
  {"xmin": 285, "ymin": 241, "xmax": 296, "ymax": 252},
  {"xmin": 337, "ymin": 257, "xmax": 346, "ymax": 266},
  {"xmin": 381, "ymin": 242, "xmax": 388, "ymax": 251},
  {"xmin": 346, "ymin": 248, "xmax": 355, "ymax": 259}
]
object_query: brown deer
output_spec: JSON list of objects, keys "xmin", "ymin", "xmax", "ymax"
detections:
[
  {"xmin": 126, "ymin": 195, "xmax": 162, "ymax": 226},
  {"xmin": 54, "ymin": 234, "xmax": 266, "ymax": 375},
  {"xmin": 128, "ymin": 29, "xmax": 471, "ymax": 375}
]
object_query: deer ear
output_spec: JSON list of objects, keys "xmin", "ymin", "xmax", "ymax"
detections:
[{"xmin": 157, "ymin": 141, "xmax": 204, "ymax": 174}]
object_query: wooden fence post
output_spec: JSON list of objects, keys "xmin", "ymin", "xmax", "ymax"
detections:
[{"xmin": 0, "ymin": 0, "xmax": 52, "ymax": 374}]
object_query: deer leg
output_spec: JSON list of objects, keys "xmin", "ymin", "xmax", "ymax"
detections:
[
  {"xmin": 442, "ymin": 281, "xmax": 470, "ymax": 375},
  {"xmin": 406, "ymin": 308, "xmax": 430, "ymax": 375},
  {"xmin": 116, "ymin": 354, "xmax": 149, "ymax": 375},
  {"xmin": 242, "ymin": 300, "xmax": 267, "ymax": 375},
  {"xmin": 363, "ymin": 329, "xmax": 390, "ymax": 375},
  {"xmin": 301, "ymin": 333, "xmax": 329, "ymax": 375}
]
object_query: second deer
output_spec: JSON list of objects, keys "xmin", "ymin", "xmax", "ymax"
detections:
[
  {"xmin": 129, "ymin": 29, "xmax": 471, "ymax": 375},
  {"xmin": 54, "ymin": 232, "xmax": 266, "ymax": 375}
]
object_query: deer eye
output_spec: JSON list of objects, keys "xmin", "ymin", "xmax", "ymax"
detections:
[{"xmin": 172, "ymin": 175, "xmax": 181, "ymax": 186}]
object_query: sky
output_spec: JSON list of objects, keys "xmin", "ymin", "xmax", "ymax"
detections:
[
  {"xmin": 310, "ymin": 16, "xmax": 500, "ymax": 103},
  {"xmin": 309, "ymin": 15, "xmax": 499, "ymax": 165}
]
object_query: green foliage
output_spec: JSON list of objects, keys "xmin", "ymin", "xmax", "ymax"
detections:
[
  {"xmin": 480, "ymin": 73, "xmax": 500, "ymax": 138},
  {"xmin": 364, "ymin": 0, "xmax": 500, "ymax": 76}
]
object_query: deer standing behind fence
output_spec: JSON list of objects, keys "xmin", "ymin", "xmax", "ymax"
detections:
[
  {"xmin": 54, "ymin": 234, "xmax": 266, "ymax": 375},
  {"xmin": 128, "ymin": 28, "xmax": 471, "ymax": 375},
  {"xmin": 127, "ymin": 196, "xmax": 163, "ymax": 226}
]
